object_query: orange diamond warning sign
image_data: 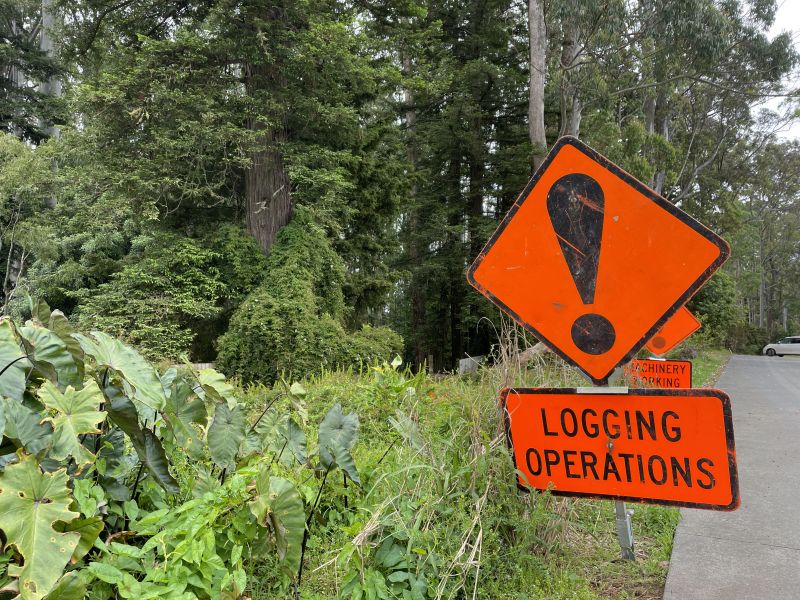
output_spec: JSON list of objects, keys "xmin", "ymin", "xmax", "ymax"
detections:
[
  {"xmin": 646, "ymin": 306, "xmax": 702, "ymax": 355},
  {"xmin": 467, "ymin": 137, "xmax": 729, "ymax": 384}
]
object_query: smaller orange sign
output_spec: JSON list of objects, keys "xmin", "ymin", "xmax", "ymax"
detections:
[
  {"xmin": 646, "ymin": 307, "xmax": 701, "ymax": 355},
  {"xmin": 503, "ymin": 388, "xmax": 739, "ymax": 510},
  {"xmin": 624, "ymin": 359, "xmax": 692, "ymax": 388}
]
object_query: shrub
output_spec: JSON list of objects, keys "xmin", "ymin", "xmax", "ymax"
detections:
[
  {"xmin": 725, "ymin": 322, "xmax": 771, "ymax": 354},
  {"xmin": 688, "ymin": 270, "xmax": 740, "ymax": 343},
  {"xmin": 217, "ymin": 213, "xmax": 402, "ymax": 383},
  {"xmin": 73, "ymin": 225, "xmax": 266, "ymax": 361},
  {"xmin": 345, "ymin": 324, "xmax": 404, "ymax": 366}
]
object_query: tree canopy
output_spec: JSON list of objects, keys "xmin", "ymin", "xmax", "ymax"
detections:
[{"xmin": 0, "ymin": 0, "xmax": 798, "ymax": 375}]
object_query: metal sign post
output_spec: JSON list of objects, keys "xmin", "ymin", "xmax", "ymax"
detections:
[
  {"xmin": 614, "ymin": 501, "xmax": 635, "ymax": 560},
  {"xmin": 578, "ymin": 384, "xmax": 635, "ymax": 560}
]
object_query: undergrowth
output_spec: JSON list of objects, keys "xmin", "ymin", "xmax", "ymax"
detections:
[{"xmin": 239, "ymin": 345, "xmax": 729, "ymax": 599}]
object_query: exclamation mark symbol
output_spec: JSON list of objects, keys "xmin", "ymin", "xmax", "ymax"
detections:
[{"xmin": 547, "ymin": 173, "xmax": 616, "ymax": 355}]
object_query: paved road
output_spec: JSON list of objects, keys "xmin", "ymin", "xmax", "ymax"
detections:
[{"xmin": 664, "ymin": 355, "xmax": 800, "ymax": 599}]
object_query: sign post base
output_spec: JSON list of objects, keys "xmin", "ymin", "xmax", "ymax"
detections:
[{"xmin": 614, "ymin": 501, "xmax": 635, "ymax": 560}]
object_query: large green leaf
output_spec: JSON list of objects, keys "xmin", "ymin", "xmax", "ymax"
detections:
[
  {"xmin": 159, "ymin": 368, "xmax": 178, "ymax": 398},
  {"xmin": 29, "ymin": 298, "xmax": 51, "ymax": 325},
  {"xmin": 47, "ymin": 311, "xmax": 84, "ymax": 382},
  {"xmin": 195, "ymin": 368, "xmax": 237, "ymax": 407},
  {"xmin": 240, "ymin": 410, "xmax": 280, "ymax": 457},
  {"xmin": 249, "ymin": 472, "xmax": 305, "ymax": 573},
  {"xmin": 19, "ymin": 325, "xmax": 80, "ymax": 388},
  {"xmin": 331, "ymin": 443, "xmax": 360, "ymax": 485},
  {"xmin": 39, "ymin": 381, "xmax": 106, "ymax": 468},
  {"xmin": 0, "ymin": 318, "xmax": 30, "ymax": 401},
  {"xmin": 318, "ymin": 403, "xmax": 359, "ymax": 482},
  {"xmin": 139, "ymin": 429, "xmax": 180, "ymax": 494},
  {"xmin": 163, "ymin": 379, "xmax": 206, "ymax": 457},
  {"xmin": 101, "ymin": 385, "xmax": 178, "ymax": 494},
  {"xmin": 103, "ymin": 385, "xmax": 144, "ymax": 448},
  {"xmin": 270, "ymin": 417, "xmax": 307, "ymax": 466},
  {"xmin": 207, "ymin": 403, "xmax": 246, "ymax": 469},
  {"xmin": 42, "ymin": 571, "xmax": 88, "ymax": 600},
  {"xmin": 0, "ymin": 455, "xmax": 80, "ymax": 600},
  {"xmin": 74, "ymin": 332, "xmax": 165, "ymax": 411},
  {"xmin": 59, "ymin": 516, "xmax": 104, "ymax": 563},
  {"xmin": 1, "ymin": 398, "xmax": 52, "ymax": 456}
]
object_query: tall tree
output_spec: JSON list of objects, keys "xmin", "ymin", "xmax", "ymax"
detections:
[{"xmin": 528, "ymin": 0, "xmax": 547, "ymax": 167}]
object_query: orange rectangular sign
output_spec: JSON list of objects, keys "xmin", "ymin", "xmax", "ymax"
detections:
[
  {"xmin": 623, "ymin": 359, "xmax": 692, "ymax": 388},
  {"xmin": 503, "ymin": 388, "xmax": 739, "ymax": 510}
]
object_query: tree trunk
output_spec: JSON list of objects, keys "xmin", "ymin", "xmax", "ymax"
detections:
[
  {"xmin": 244, "ymin": 63, "xmax": 292, "ymax": 255},
  {"xmin": 447, "ymin": 151, "xmax": 463, "ymax": 369},
  {"xmin": 528, "ymin": 0, "xmax": 547, "ymax": 169},
  {"xmin": 559, "ymin": 19, "xmax": 582, "ymax": 137},
  {"xmin": 650, "ymin": 86, "xmax": 670, "ymax": 194},
  {"xmin": 403, "ymin": 56, "xmax": 427, "ymax": 370},
  {"xmin": 40, "ymin": 0, "xmax": 62, "ymax": 140}
]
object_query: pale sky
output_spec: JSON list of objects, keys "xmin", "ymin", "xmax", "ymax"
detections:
[{"xmin": 764, "ymin": 0, "xmax": 800, "ymax": 139}]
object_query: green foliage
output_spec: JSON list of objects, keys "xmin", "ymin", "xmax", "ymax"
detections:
[
  {"xmin": 207, "ymin": 403, "xmax": 246, "ymax": 470},
  {"xmin": 318, "ymin": 404, "xmax": 360, "ymax": 484},
  {"xmin": 218, "ymin": 214, "xmax": 403, "ymax": 383},
  {"xmin": 725, "ymin": 323, "xmax": 771, "ymax": 355},
  {"xmin": 0, "ymin": 310, "xmax": 373, "ymax": 599},
  {"xmin": 73, "ymin": 227, "xmax": 266, "ymax": 361},
  {"xmin": 688, "ymin": 271, "xmax": 740, "ymax": 343},
  {"xmin": 249, "ymin": 471, "xmax": 306, "ymax": 574},
  {"xmin": 39, "ymin": 380, "xmax": 105, "ymax": 468},
  {"xmin": 0, "ymin": 455, "xmax": 80, "ymax": 600}
]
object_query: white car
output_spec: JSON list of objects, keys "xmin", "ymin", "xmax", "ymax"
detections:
[{"xmin": 763, "ymin": 336, "xmax": 800, "ymax": 356}]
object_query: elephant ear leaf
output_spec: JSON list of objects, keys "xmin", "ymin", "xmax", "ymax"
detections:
[
  {"xmin": 163, "ymin": 379, "xmax": 206, "ymax": 458},
  {"xmin": 101, "ymin": 385, "xmax": 178, "ymax": 495},
  {"xmin": 73, "ymin": 332, "xmax": 165, "ymax": 411},
  {"xmin": 0, "ymin": 318, "xmax": 30, "ymax": 401},
  {"xmin": 2, "ymin": 398, "xmax": 52, "ymax": 456},
  {"xmin": 29, "ymin": 297, "xmax": 51, "ymax": 325},
  {"xmin": 39, "ymin": 381, "xmax": 106, "ymax": 469},
  {"xmin": 0, "ymin": 455, "xmax": 80, "ymax": 600},
  {"xmin": 318, "ymin": 404, "xmax": 359, "ymax": 483},
  {"xmin": 57, "ymin": 516, "xmax": 104, "ymax": 563},
  {"xmin": 19, "ymin": 324, "xmax": 80, "ymax": 388},
  {"xmin": 269, "ymin": 417, "xmax": 307, "ymax": 466},
  {"xmin": 42, "ymin": 570, "xmax": 89, "ymax": 600},
  {"xmin": 195, "ymin": 368, "xmax": 238, "ymax": 408},
  {"xmin": 47, "ymin": 311, "xmax": 84, "ymax": 381},
  {"xmin": 207, "ymin": 403, "xmax": 246, "ymax": 469},
  {"xmin": 140, "ymin": 429, "xmax": 180, "ymax": 494},
  {"xmin": 249, "ymin": 472, "xmax": 304, "ymax": 574}
]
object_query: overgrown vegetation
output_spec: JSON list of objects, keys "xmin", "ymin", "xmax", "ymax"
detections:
[
  {"xmin": 217, "ymin": 213, "xmax": 403, "ymax": 383},
  {"xmin": 0, "ymin": 306, "xmax": 728, "ymax": 599},
  {"xmin": 0, "ymin": 304, "xmax": 362, "ymax": 598}
]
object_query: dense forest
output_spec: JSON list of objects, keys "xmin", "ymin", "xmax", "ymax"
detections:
[{"xmin": 2, "ymin": 0, "xmax": 799, "ymax": 379}]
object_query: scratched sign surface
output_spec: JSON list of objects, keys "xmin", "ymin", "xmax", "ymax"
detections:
[
  {"xmin": 467, "ymin": 137, "xmax": 729, "ymax": 384},
  {"xmin": 503, "ymin": 388, "xmax": 740, "ymax": 510}
]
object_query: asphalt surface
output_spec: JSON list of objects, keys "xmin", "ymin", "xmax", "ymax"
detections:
[{"xmin": 664, "ymin": 355, "xmax": 800, "ymax": 599}]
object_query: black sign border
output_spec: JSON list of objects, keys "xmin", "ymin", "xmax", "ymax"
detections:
[
  {"xmin": 501, "ymin": 387, "xmax": 740, "ymax": 511},
  {"xmin": 467, "ymin": 136, "xmax": 730, "ymax": 385}
]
